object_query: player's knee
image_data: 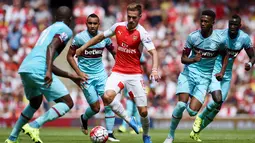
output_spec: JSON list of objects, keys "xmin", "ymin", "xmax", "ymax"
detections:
[
  {"xmin": 186, "ymin": 105, "xmax": 198, "ymax": 117},
  {"xmin": 66, "ymin": 100, "xmax": 74, "ymax": 109},
  {"xmin": 92, "ymin": 106, "xmax": 100, "ymax": 113},
  {"xmin": 212, "ymin": 91, "xmax": 222, "ymax": 104},
  {"xmin": 138, "ymin": 108, "xmax": 148, "ymax": 117},
  {"xmin": 176, "ymin": 101, "xmax": 187, "ymax": 110},
  {"xmin": 102, "ymin": 90, "xmax": 115, "ymax": 105}
]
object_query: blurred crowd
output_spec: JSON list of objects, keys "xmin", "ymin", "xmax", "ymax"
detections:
[{"xmin": 1, "ymin": 0, "xmax": 255, "ymax": 119}]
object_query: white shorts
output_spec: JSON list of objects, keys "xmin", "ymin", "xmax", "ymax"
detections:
[{"xmin": 105, "ymin": 72, "xmax": 147, "ymax": 107}]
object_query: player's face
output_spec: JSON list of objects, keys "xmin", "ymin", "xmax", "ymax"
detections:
[
  {"xmin": 228, "ymin": 18, "xmax": 241, "ymax": 35},
  {"xmin": 127, "ymin": 10, "xmax": 141, "ymax": 30},
  {"xmin": 86, "ymin": 17, "xmax": 100, "ymax": 36},
  {"xmin": 200, "ymin": 15, "xmax": 214, "ymax": 32}
]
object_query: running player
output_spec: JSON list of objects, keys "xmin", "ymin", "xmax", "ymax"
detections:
[
  {"xmin": 76, "ymin": 3, "xmax": 160, "ymax": 143},
  {"xmin": 5, "ymin": 6, "xmax": 85, "ymax": 143},
  {"xmin": 190, "ymin": 14, "xmax": 255, "ymax": 141},
  {"xmin": 67, "ymin": 13, "xmax": 119, "ymax": 142},
  {"xmin": 163, "ymin": 10, "xmax": 229, "ymax": 143},
  {"xmin": 118, "ymin": 54, "xmax": 148, "ymax": 134}
]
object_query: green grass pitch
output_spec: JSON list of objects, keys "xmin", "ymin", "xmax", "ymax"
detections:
[{"xmin": 1, "ymin": 128, "xmax": 255, "ymax": 143}]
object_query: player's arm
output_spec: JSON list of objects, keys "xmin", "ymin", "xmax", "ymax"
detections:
[
  {"xmin": 181, "ymin": 35, "xmax": 201, "ymax": 64},
  {"xmin": 105, "ymin": 40, "xmax": 116, "ymax": 59},
  {"xmin": 52, "ymin": 65, "xmax": 86, "ymax": 87},
  {"xmin": 244, "ymin": 47, "xmax": 255, "ymax": 71},
  {"xmin": 215, "ymin": 49, "xmax": 229, "ymax": 81},
  {"xmin": 77, "ymin": 23, "xmax": 117, "ymax": 56},
  {"xmin": 67, "ymin": 41, "xmax": 88, "ymax": 80},
  {"xmin": 76, "ymin": 33, "xmax": 106, "ymax": 56},
  {"xmin": 181, "ymin": 48, "xmax": 201, "ymax": 64},
  {"xmin": 148, "ymin": 49, "xmax": 160, "ymax": 82},
  {"xmin": 44, "ymin": 37, "xmax": 63, "ymax": 87}
]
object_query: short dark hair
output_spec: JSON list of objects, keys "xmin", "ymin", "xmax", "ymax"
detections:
[
  {"xmin": 127, "ymin": 2, "xmax": 142, "ymax": 15},
  {"xmin": 232, "ymin": 14, "xmax": 241, "ymax": 21},
  {"xmin": 202, "ymin": 10, "xmax": 216, "ymax": 21},
  {"xmin": 87, "ymin": 13, "xmax": 99, "ymax": 20}
]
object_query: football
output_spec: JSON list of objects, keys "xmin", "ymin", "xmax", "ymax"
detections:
[{"xmin": 90, "ymin": 126, "xmax": 108, "ymax": 143}]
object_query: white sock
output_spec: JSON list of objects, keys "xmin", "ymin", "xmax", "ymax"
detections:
[
  {"xmin": 109, "ymin": 99, "xmax": 131, "ymax": 123},
  {"xmin": 141, "ymin": 115, "xmax": 150, "ymax": 135}
]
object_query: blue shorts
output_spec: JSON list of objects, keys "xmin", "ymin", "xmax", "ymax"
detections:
[
  {"xmin": 20, "ymin": 73, "xmax": 69, "ymax": 102},
  {"xmin": 208, "ymin": 75, "xmax": 231, "ymax": 102},
  {"xmin": 176, "ymin": 72, "xmax": 211, "ymax": 104},
  {"xmin": 82, "ymin": 72, "xmax": 107, "ymax": 104}
]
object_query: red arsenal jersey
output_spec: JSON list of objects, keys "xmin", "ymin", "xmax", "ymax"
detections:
[{"xmin": 104, "ymin": 22, "xmax": 155, "ymax": 74}]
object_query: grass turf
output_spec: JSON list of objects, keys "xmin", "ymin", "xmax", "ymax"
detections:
[{"xmin": 1, "ymin": 127, "xmax": 255, "ymax": 143}]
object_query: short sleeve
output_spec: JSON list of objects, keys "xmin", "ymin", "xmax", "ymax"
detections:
[
  {"xmin": 243, "ymin": 35, "xmax": 253, "ymax": 49},
  {"xmin": 185, "ymin": 35, "xmax": 193, "ymax": 49},
  {"xmin": 54, "ymin": 26, "xmax": 73, "ymax": 44},
  {"xmin": 70, "ymin": 36, "xmax": 81, "ymax": 50},
  {"xmin": 141, "ymin": 31, "xmax": 155, "ymax": 51},
  {"xmin": 103, "ymin": 23, "xmax": 118, "ymax": 37}
]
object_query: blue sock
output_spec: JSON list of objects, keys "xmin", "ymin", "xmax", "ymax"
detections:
[
  {"xmin": 168, "ymin": 102, "xmax": 186, "ymax": 139},
  {"xmin": 9, "ymin": 105, "xmax": 36, "ymax": 141},
  {"xmin": 198, "ymin": 101, "xmax": 219, "ymax": 119},
  {"xmin": 83, "ymin": 107, "xmax": 97, "ymax": 120},
  {"xmin": 30, "ymin": 102, "xmax": 70, "ymax": 128},
  {"xmin": 186, "ymin": 104, "xmax": 198, "ymax": 117},
  {"xmin": 201, "ymin": 108, "xmax": 220, "ymax": 131},
  {"xmin": 105, "ymin": 106, "xmax": 115, "ymax": 134}
]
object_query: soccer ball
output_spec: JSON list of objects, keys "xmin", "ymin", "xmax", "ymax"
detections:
[{"xmin": 90, "ymin": 126, "xmax": 108, "ymax": 143}]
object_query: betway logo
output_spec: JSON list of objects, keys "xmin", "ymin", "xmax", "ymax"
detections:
[
  {"xmin": 118, "ymin": 46, "xmax": 136, "ymax": 54},
  {"xmin": 84, "ymin": 49, "xmax": 103, "ymax": 55},
  {"xmin": 201, "ymin": 51, "xmax": 216, "ymax": 57}
]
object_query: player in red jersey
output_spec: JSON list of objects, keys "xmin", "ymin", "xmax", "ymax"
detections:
[{"xmin": 76, "ymin": 3, "xmax": 159, "ymax": 143}]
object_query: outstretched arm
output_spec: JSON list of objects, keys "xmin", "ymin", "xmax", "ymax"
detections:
[{"xmin": 76, "ymin": 33, "xmax": 106, "ymax": 56}]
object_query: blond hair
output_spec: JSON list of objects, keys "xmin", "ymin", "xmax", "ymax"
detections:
[{"xmin": 127, "ymin": 2, "xmax": 142, "ymax": 15}]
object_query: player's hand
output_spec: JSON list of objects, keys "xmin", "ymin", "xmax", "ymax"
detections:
[
  {"xmin": 245, "ymin": 62, "xmax": 252, "ymax": 71},
  {"xmin": 44, "ymin": 71, "xmax": 52, "ymax": 88},
  {"xmin": 78, "ymin": 72, "xmax": 89, "ymax": 81},
  {"xmin": 70, "ymin": 74, "xmax": 87, "ymax": 89},
  {"xmin": 75, "ymin": 48, "xmax": 83, "ymax": 57},
  {"xmin": 150, "ymin": 70, "xmax": 160, "ymax": 82},
  {"xmin": 215, "ymin": 72, "xmax": 224, "ymax": 81},
  {"xmin": 193, "ymin": 52, "xmax": 202, "ymax": 62}
]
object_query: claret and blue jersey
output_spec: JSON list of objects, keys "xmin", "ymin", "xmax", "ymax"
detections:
[
  {"xmin": 70, "ymin": 30, "xmax": 114, "ymax": 76},
  {"xmin": 209, "ymin": 29, "xmax": 253, "ymax": 100},
  {"xmin": 212, "ymin": 29, "xmax": 252, "ymax": 79},
  {"xmin": 182, "ymin": 29, "xmax": 226, "ymax": 79}
]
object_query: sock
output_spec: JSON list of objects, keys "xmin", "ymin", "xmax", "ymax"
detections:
[
  {"xmin": 109, "ymin": 99, "xmax": 130, "ymax": 123},
  {"xmin": 168, "ymin": 101, "xmax": 186, "ymax": 139},
  {"xmin": 9, "ymin": 105, "xmax": 37, "ymax": 141},
  {"xmin": 105, "ymin": 106, "xmax": 115, "ymax": 134},
  {"xmin": 186, "ymin": 104, "xmax": 198, "ymax": 117},
  {"xmin": 120, "ymin": 99, "xmax": 133, "ymax": 129},
  {"xmin": 133, "ymin": 104, "xmax": 142, "ymax": 127},
  {"xmin": 83, "ymin": 107, "xmax": 97, "ymax": 120},
  {"xmin": 198, "ymin": 101, "xmax": 220, "ymax": 119},
  {"xmin": 200, "ymin": 108, "xmax": 220, "ymax": 131},
  {"xmin": 30, "ymin": 102, "xmax": 70, "ymax": 128},
  {"xmin": 141, "ymin": 115, "xmax": 150, "ymax": 135}
]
